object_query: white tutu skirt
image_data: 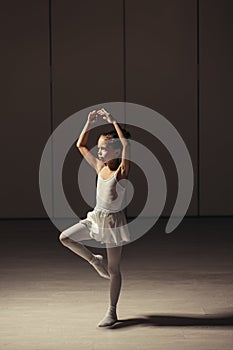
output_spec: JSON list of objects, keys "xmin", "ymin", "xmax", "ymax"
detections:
[{"xmin": 79, "ymin": 207, "xmax": 131, "ymax": 246}]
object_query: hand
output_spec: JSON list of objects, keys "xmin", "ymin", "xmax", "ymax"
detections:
[
  {"xmin": 96, "ymin": 108, "xmax": 116, "ymax": 123},
  {"xmin": 87, "ymin": 110, "xmax": 100, "ymax": 124}
]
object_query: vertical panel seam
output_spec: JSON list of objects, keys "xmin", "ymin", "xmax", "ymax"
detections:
[
  {"xmin": 123, "ymin": 0, "xmax": 128, "ymax": 218},
  {"xmin": 49, "ymin": 0, "xmax": 54, "ymax": 218},
  {"xmin": 123, "ymin": 0, "xmax": 126, "ymax": 112},
  {"xmin": 197, "ymin": 0, "xmax": 200, "ymax": 217}
]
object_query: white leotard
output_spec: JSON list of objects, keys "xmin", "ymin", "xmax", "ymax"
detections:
[{"xmin": 79, "ymin": 167, "xmax": 131, "ymax": 246}]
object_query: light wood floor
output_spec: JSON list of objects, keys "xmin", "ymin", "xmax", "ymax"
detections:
[{"xmin": 0, "ymin": 217, "xmax": 233, "ymax": 350}]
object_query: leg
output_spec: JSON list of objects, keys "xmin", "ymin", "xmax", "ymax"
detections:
[
  {"xmin": 59, "ymin": 222, "xmax": 110, "ymax": 279},
  {"xmin": 107, "ymin": 245, "xmax": 122, "ymax": 307},
  {"xmin": 98, "ymin": 245, "xmax": 122, "ymax": 327}
]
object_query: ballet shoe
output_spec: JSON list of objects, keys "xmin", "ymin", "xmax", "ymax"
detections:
[
  {"xmin": 97, "ymin": 307, "xmax": 118, "ymax": 327},
  {"xmin": 89, "ymin": 254, "xmax": 110, "ymax": 279}
]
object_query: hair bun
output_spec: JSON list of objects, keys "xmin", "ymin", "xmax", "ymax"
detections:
[{"xmin": 100, "ymin": 128, "xmax": 131, "ymax": 142}]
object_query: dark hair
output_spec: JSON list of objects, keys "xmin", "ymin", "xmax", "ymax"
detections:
[{"xmin": 100, "ymin": 128, "xmax": 131, "ymax": 150}]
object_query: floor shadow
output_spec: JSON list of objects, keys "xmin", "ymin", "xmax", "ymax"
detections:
[{"xmin": 107, "ymin": 311, "xmax": 233, "ymax": 330}]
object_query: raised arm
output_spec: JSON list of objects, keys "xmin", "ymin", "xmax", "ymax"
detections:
[
  {"xmin": 76, "ymin": 111, "xmax": 104, "ymax": 173},
  {"xmin": 97, "ymin": 108, "xmax": 130, "ymax": 177}
]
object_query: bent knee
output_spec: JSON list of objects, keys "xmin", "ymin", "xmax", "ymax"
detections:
[{"xmin": 59, "ymin": 232, "xmax": 71, "ymax": 244}]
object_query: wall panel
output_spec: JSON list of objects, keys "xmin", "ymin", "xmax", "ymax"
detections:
[
  {"xmin": 0, "ymin": 1, "xmax": 50, "ymax": 217},
  {"xmin": 52, "ymin": 1, "xmax": 124, "ymax": 218},
  {"xmin": 125, "ymin": 0, "xmax": 197, "ymax": 218},
  {"xmin": 200, "ymin": 0, "xmax": 233, "ymax": 215}
]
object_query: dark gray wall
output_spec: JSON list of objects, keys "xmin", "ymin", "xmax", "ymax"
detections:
[
  {"xmin": 0, "ymin": 0, "xmax": 232, "ymax": 219},
  {"xmin": 199, "ymin": 0, "xmax": 233, "ymax": 215},
  {"xmin": 1, "ymin": 1, "xmax": 51, "ymax": 218},
  {"xmin": 125, "ymin": 0, "xmax": 197, "ymax": 217}
]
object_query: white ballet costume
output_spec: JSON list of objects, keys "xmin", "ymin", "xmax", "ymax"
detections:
[
  {"xmin": 60, "ymin": 167, "xmax": 129, "ymax": 326},
  {"xmin": 79, "ymin": 167, "xmax": 131, "ymax": 247}
]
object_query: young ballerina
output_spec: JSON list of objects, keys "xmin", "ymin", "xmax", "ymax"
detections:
[{"xmin": 59, "ymin": 107, "xmax": 131, "ymax": 327}]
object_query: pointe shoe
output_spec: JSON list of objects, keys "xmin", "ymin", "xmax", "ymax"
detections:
[{"xmin": 89, "ymin": 254, "xmax": 110, "ymax": 279}]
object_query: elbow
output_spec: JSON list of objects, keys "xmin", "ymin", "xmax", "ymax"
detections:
[{"xmin": 122, "ymin": 141, "xmax": 130, "ymax": 148}]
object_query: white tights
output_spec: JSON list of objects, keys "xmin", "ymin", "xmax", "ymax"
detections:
[{"xmin": 59, "ymin": 223, "xmax": 122, "ymax": 310}]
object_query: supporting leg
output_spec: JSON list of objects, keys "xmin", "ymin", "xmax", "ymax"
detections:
[{"xmin": 98, "ymin": 245, "xmax": 122, "ymax": 327}]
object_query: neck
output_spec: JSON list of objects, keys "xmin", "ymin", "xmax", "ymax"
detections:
[{"xmin": 105, "ymin": 159, "xmax": 120, "ymax": 171}]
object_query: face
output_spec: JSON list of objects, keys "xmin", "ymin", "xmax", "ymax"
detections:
[{"xmin": 97, "ymin": 136, "xmax": 120, "ymax": 163}]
